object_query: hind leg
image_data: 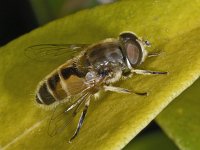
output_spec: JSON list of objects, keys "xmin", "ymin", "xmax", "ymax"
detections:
[{"xmin": 69, "ymin": 99, "xmax": 90, "ymax": 143}]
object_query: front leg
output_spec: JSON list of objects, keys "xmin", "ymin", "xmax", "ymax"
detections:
[{"xmin": 147, "ymin": 52, "xmax": 160, "ymax": 57}]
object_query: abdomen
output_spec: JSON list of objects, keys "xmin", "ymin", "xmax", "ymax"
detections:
[{"xmin": 36, "ymin": 62, "xmax": 86, "ymax": 106}]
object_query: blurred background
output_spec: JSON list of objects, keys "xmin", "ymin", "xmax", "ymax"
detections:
[{"xmin": 0, "ymin": 0, "xmax": 116, "ymax": 46}]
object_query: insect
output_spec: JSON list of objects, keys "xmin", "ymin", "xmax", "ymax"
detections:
[{"xmin": 30, "ymin": 31, "xmax": 167, "ymax": 142}]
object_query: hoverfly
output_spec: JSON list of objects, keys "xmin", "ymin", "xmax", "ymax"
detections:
[{"xmin": 27, "ymin": 32, "xmax": 167, "ymax": 142}]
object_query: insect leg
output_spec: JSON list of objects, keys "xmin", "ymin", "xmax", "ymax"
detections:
[
  {"xmin": 66, "ymin": 92, "xmax": 90, "ymax": 113},
  {"xmin": 48, "ymin": 92, "xmax": 91, "ymax": 137},
  {"xmin": 104, "ymin": 85, "xmax": 131, "ymax": 94},
  {"xmin": 103, "ymin": 85, "xmax": 147, "ymax": 96},
  {"xmin": 131, "ymin": 69, "xmax": 168, "ymax": 75},
  {"xmin": 147, "ymin": 52, "xmax": 160, "ymax": 57},
  {"xmin": 69, "ymin": 98, "xmax": 90, "ymax": 143},
  {"xmin": 72, "ymin": 93, "xmax": 90, "ymax": 116}
]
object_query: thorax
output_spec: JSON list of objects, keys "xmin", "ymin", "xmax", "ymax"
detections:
[{"xmin": 77, "ymin": 40, "xmax": 128, "ymax": 84}]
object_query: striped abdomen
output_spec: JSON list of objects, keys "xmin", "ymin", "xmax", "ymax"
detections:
[{"xmin": 36, "ymin": 64, "xmax": 86, "ymax": 105}]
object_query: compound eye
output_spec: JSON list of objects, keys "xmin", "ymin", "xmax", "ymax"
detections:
[{"xmin": 126, "ymin": 42, "xmax": 142, "ymax": 66}]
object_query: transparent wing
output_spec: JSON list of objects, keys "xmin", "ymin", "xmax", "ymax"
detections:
[
  {"xmin": 25, "ymin": 44, "xmax": 89, "ymax": 61},
  {"xmin": 47, "ymin": 76, "xmax": 106, "ymax": 137},
  {"xmin": 47, "ymin": 91, "xmax": 91, "ymax": 137}
]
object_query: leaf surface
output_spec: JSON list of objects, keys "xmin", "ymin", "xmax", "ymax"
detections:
[
  {"xmin": 124, "ymin": 130, "xmax": 178, "ymax": 150},
  {"xmin": 156, "ymin": 78, "xmax": 200, "ymax": 150}
]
